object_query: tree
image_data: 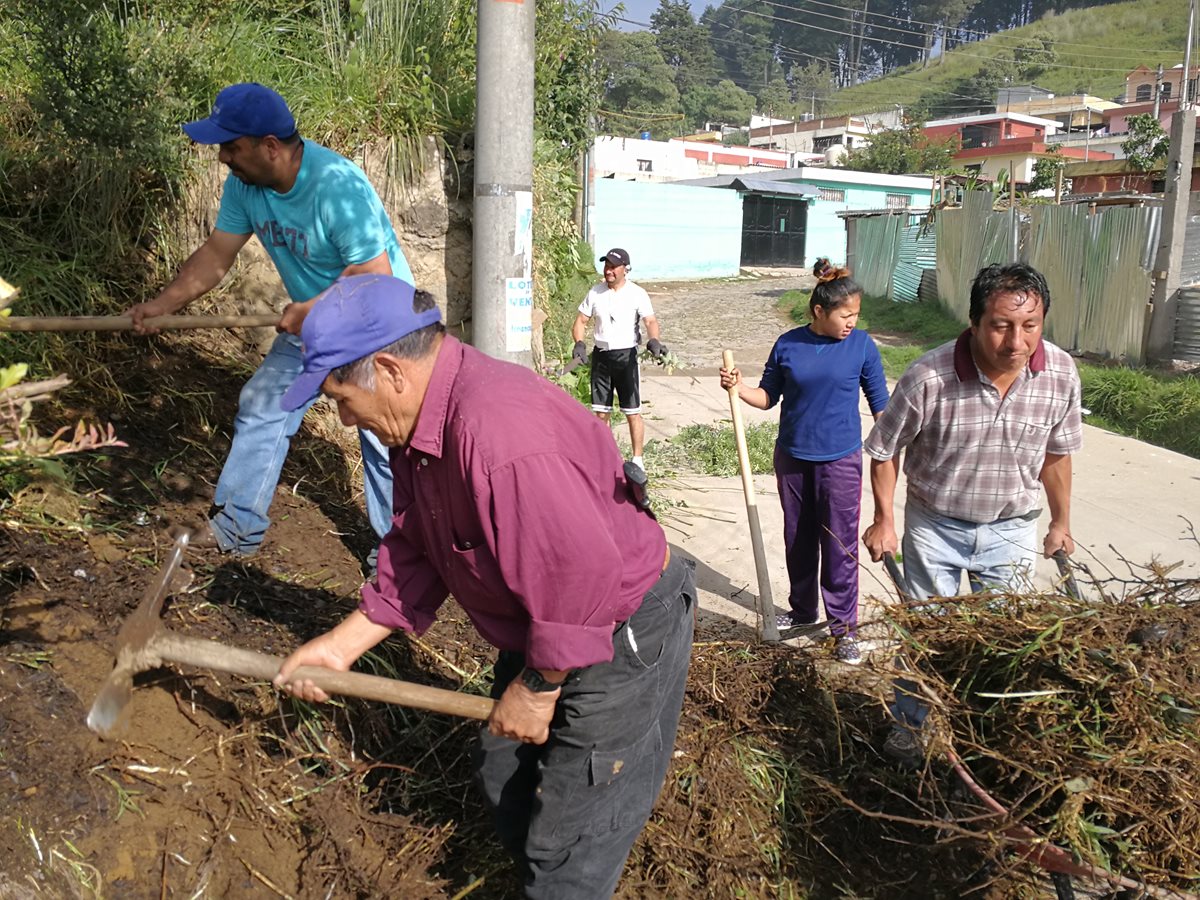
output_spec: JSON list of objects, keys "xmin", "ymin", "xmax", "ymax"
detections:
[
  {"xmin": 690, "ymin": 79, "xmax": 756, "ymax": 130},
  {"xmin": 1122, "ymin": 114, "xmax": 1169, "ymax": 172},
  {"xmin": 651, "ymin": 0, "xmax": 719, "ymax": 90},
  {"xmin": 1029, "ymin": 147, "xmax": 1064, "ymax": 192},
  {"xmin": 756, "ymin": 79, "xmax": 791, "ymax": 116},
  {"xmin": 789, "ymin": 62, "xmax": 837, "ymax": 118},
  {"xmin": 843, "ymin": 125, "xmax": 954, "ymax": 175},
  {"xmin": 599, "ymin": 31, "xmax": 683, "ymax": 139}
]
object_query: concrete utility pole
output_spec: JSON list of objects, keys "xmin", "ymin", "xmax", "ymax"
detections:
[
  {"xmin": 473, "ymin": 0, "xmax": 535, "ymax": 364},
  {"xmin": 1146, "ymin": 0, "xmax": 1197, "ymax": 361},
  {"xmin": 1153, "ymin": 63, "xmax": 1164, "ymax": 120}
]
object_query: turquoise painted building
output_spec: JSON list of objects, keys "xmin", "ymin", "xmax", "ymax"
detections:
[
  {"xmin": 589, "ymin": 179, "xmax": 743, "ymax": 280},
  {"xmin": 782, "ymin": 168, "xmax": 933, "ymax": 268},
  {"xmin": 680, "ymin": 167, "xmax": 934, "ymax": 270},
  {"xmin": 586, "ymin": 168, "xmax": 933, "ymax": 279}
]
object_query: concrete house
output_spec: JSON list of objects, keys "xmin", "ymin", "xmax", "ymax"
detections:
[
  {"xmin": 922, "ymin": 112, "xmax": 1113, "ymax": 185},
  {"xmin": 679, "ymin": 166, "xmax": 933, "ymax": 268}
]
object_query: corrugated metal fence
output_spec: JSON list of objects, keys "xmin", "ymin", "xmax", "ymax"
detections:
[
  {"xmin": 851, "ymin": 211, "xmax": 936, "ymax": 303},
  {"xmin": 930, "ymin": 193, "xmax": 1160, "ymax": 363},
  {"xmin": 849, "ymin": 190, "xmax": 1200, "ymax": 363},
  {"xmin": 935, "ymin": 192, "xmax": 1016, "ymax": 323},
  {"xmin": 1026, "ymin": 204, "xmax": 1159, "ymax": 363},
  {"xmin": 853, "ymin": 215, "xmax": 902, "ymax": 299}
]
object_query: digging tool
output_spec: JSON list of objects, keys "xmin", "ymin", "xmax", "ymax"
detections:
[
  {"xmin": 87, "ymin": 528, "xmax": 494, "ymax": 739},
  {"xmin": 721, "ymin": 350, "xmax": 780, "ymax": 643},
  {"xmin": 1, "ymin": 314, "xmax": 282, "ymax": 333},
  {"xmin": 1052, "ymin": 549, "xmax": 1081, "ymax": 600}
]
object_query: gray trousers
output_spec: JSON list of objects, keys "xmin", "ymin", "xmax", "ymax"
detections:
[{"xmin": 474, "ymin": 556, "xmax": 695, "ymax": 899}]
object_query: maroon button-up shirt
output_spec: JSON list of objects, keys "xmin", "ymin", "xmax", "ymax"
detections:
[{"xmin": 360, "ymin": 336, "xmax": 668, "ymax": 671}]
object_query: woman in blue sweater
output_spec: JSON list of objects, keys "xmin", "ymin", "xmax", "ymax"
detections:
[{"xmin": 719, "ymin": 260, "xmax": 889, "ymax": 663}]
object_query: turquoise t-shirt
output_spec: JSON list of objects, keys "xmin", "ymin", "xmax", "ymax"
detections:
[{"xmin": 215, "ymin": 140, "xmax": 412, "ymax": 302}]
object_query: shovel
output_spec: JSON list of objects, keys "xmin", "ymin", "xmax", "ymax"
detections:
[
  {"xmin": 87, "ymin": 528, "xmax": 494, "ymax": 739},
  {"xmin": 2, "ymin": 313, "xmax": 282, "ymax": 333}
]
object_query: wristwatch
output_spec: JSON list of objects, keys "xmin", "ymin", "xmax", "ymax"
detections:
[{"xmin": 520, "ymin": 667, "xmax": 564, "ymax": 693}]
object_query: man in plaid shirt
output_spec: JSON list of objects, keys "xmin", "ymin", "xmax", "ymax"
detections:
[
  {"xmin": 862, "ymin": 263, "xmax": 1083, "ymax": 598},
  {"xmin": 862, "ymin": 263, "xmax": 1082, "ymax": 765}
]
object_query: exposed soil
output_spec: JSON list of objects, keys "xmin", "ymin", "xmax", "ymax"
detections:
[{"xmin": 1, "ymin": 280, "xmax": 1092, "ymax": 899}]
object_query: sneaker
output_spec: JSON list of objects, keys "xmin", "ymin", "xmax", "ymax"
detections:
[
  {"xmin": 629, "ymin": 456, "xmax": 645, "ymax": 473},
  {"xmin": 775, "ymin": 610, "xmax": 819, "ymax": 630},
  {"xmin": 834, "ymin": 636, "xmax": 863, "ymax": 665},
  {"xmin": 178, "ymin": 520, "xmax": 224, "ymax": 552}
]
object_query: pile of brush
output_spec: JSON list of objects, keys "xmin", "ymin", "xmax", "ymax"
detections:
[{"xmin": 883, "ymin": 563, "xmax": 1200, "ymax": 895}]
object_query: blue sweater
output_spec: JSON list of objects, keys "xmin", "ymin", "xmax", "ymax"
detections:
[{"xmin": 759, "ymin": 326, "xmax": 889, "ymax": 462}]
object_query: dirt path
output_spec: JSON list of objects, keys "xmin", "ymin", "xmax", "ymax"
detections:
[{"xmin": 641, "ymin": 270, "xmax": 813, "ymax": 373}]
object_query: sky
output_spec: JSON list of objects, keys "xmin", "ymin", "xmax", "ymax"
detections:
[{"xmin": 603, "ymin": 0, "xmax": 708, "ymax": 31}]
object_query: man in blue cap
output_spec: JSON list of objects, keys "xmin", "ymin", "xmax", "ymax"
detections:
[
  {"xmin": 125, "ymin": 83, "xmax": 413, "ymax": 564},
  {"xmin": 273, "ymin": 274, "xmax": 695, "ymax": 900}
]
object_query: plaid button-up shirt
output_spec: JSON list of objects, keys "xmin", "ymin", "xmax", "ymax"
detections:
[{"xmin": 864, "ymin": 331, "xmax": 1083, "ymax": 524}]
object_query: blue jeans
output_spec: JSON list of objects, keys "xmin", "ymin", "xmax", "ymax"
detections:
[
  {"xmin": 210, "ymin": 334, "xmax": 394, "ymax": 556},
  {"xmin": 901, "ymin": 498, "xmax": 1037, "ymax": 600},
  {"xmin": 891, "ymin": 499, "xmax": 1037, "ymax": 730},
  {"xmin": 474, "ymin": 556, "xmax": 696, "ymax": 899}
]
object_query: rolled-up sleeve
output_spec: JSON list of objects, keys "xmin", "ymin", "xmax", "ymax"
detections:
[
  {"xmin": 359, "ymin": 506, "xmax": 449, "ymax": 634},
  {"xmin": 484, "ymin": 454, "xmax": 629, "ymax": 671},
  {"xmin": 864, "ymin": 373, "xmax": 923, "ymax": 460},
  {"xmin": 1047, "ymin": 366, "xmax": 1084, "ymax": 455}
]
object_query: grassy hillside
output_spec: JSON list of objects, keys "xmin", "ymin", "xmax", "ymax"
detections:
[{"xmin": 826, "ymin": 0, "xmax": 1190, "ymax": 116}]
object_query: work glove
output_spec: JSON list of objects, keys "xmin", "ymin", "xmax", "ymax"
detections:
[
  {"xmin": 646, "ymin": 338, "xmax": 666, "ymax": 359},
  {"xmin": 571, "ymin": 340, "xmax": 587, "ymax": 363}
]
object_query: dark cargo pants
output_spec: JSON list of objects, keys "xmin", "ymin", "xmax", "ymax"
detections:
[{"xmin": 474, "ymin": 556, "xmax": 696, "ymax": 899}]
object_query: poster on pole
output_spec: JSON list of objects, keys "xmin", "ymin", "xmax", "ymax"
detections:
[
  {"xmin": 514, "ymin": 190, "xmax": 533, "ymax": 272},
  {"xmin": 505, "ymin": 277, "xmax": 533, "ymax": 353}
]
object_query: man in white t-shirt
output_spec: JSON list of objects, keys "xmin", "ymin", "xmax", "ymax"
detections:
[{"xmin": 571, "ymin": 248, "xmax": 666, "ymax": 471}]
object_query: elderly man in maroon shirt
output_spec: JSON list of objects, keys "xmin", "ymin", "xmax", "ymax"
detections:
[{"xmin": 273, "ymin": 274, "xmax": 695, "ymax": 899}]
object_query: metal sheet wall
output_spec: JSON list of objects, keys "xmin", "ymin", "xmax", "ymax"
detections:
[
  {"xmin": 936, "ymin": 192, "xmax": 1013, "ymax": 322},
  {"xmin": 1027, "ymin": 204, "xmax": 1159, "ymax": 363},
  {"xmin": 1182, "ymin": 193, "xmax": 1200, "ymax": 288},
  {"xmin": 1173, "ymin": 287, "xmax": 1200, "ymax": 361},
  {"xmin": 852, "ymin": 215, "xmax": 902, "ymax": 299},
  {"xmin": 892, "ymin": 216, "xmax": 938, "ymax": 303}
]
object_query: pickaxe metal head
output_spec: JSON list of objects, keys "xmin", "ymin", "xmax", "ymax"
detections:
[{"xmin": 86, "ymin": 526, "xmax": 195, "ymax": 738}]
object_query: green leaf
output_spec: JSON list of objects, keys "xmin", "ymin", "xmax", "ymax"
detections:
[{"xmin": 0, "ymin": 363, "xmax": 28, "ymax": 390}]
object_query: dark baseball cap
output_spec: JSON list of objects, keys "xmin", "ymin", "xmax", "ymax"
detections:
[
  {"xmin": 280, "ymin": 274, "xmax": 440, "ymax": 412},
  {"xmin": 183, "ymin": 83, "xmax": 297, "ymax": 144},
  {"xmin": 600, "ymin": 248, "xmax": 631, "ymax": 268}
]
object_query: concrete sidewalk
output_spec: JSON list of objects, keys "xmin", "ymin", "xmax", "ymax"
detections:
[{"xmin": 639, "ymin": 370, "xmax": 1200, "ymax": 638}]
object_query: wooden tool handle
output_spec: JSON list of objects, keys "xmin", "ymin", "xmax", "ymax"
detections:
[
  {"xmin": 722, "ymin": 350, "xmax": 780, "ymax": 642},
  {"xmin": 0, "ymin": 314, "xmax": 282, "ymax": 332},
  {"xmin": 156, "ymin": 633, "xmax": 495, "ymax": 720}
]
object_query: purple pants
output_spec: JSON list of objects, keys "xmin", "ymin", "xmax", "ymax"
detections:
[{"xmin": 774, "ymin": 446, "xmax": 863, "ymax": 637}]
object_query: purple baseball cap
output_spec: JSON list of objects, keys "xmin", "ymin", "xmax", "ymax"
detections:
[
  {"xmin": 280, "ymin": 274, "xmax": 440, "ymax": 412},
  {"xmin": 183, "ymin": 83, "xmax": 297, "ymax": 144}
]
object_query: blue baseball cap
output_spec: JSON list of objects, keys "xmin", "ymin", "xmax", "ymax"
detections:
[
  {"xmin": 183, "ymin": 83, "xmax": 297, "ymax": 144},
  {"xmin": 280, "ymin": 274, "xmax": 441, "ymax": 412}
]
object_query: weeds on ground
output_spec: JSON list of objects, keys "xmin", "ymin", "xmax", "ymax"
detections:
[{"xmin": 669, "ymin": 422, "xmax": 778, "ymax": 476}]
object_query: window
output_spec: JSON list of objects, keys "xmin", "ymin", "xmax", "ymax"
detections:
[
  {"xmin": 1135, "ymin": 84, "xmax": 1153, "ymax": 102},
  {"xmin": 636, "ymin": 159, "xmax": 653, "ymax": 172},
  {"xmin": 885, "ymin": 193, "xmax": 911, "ymax": 210},
  {"xmin": 812, "ymin": 135, "xmax": 843, "ymax": 152},
  {"xmin": 818, "ymin": 187, "xmax": 846, "ymax": 202},
  {"xmin": 1162, "ymin": 82, "xmax": 1173, "ymax": 99}
]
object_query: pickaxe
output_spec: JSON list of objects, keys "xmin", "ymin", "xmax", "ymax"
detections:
[{"xmin": 86, "ymin": 527, "xmax": 494, "ymax": 739}]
